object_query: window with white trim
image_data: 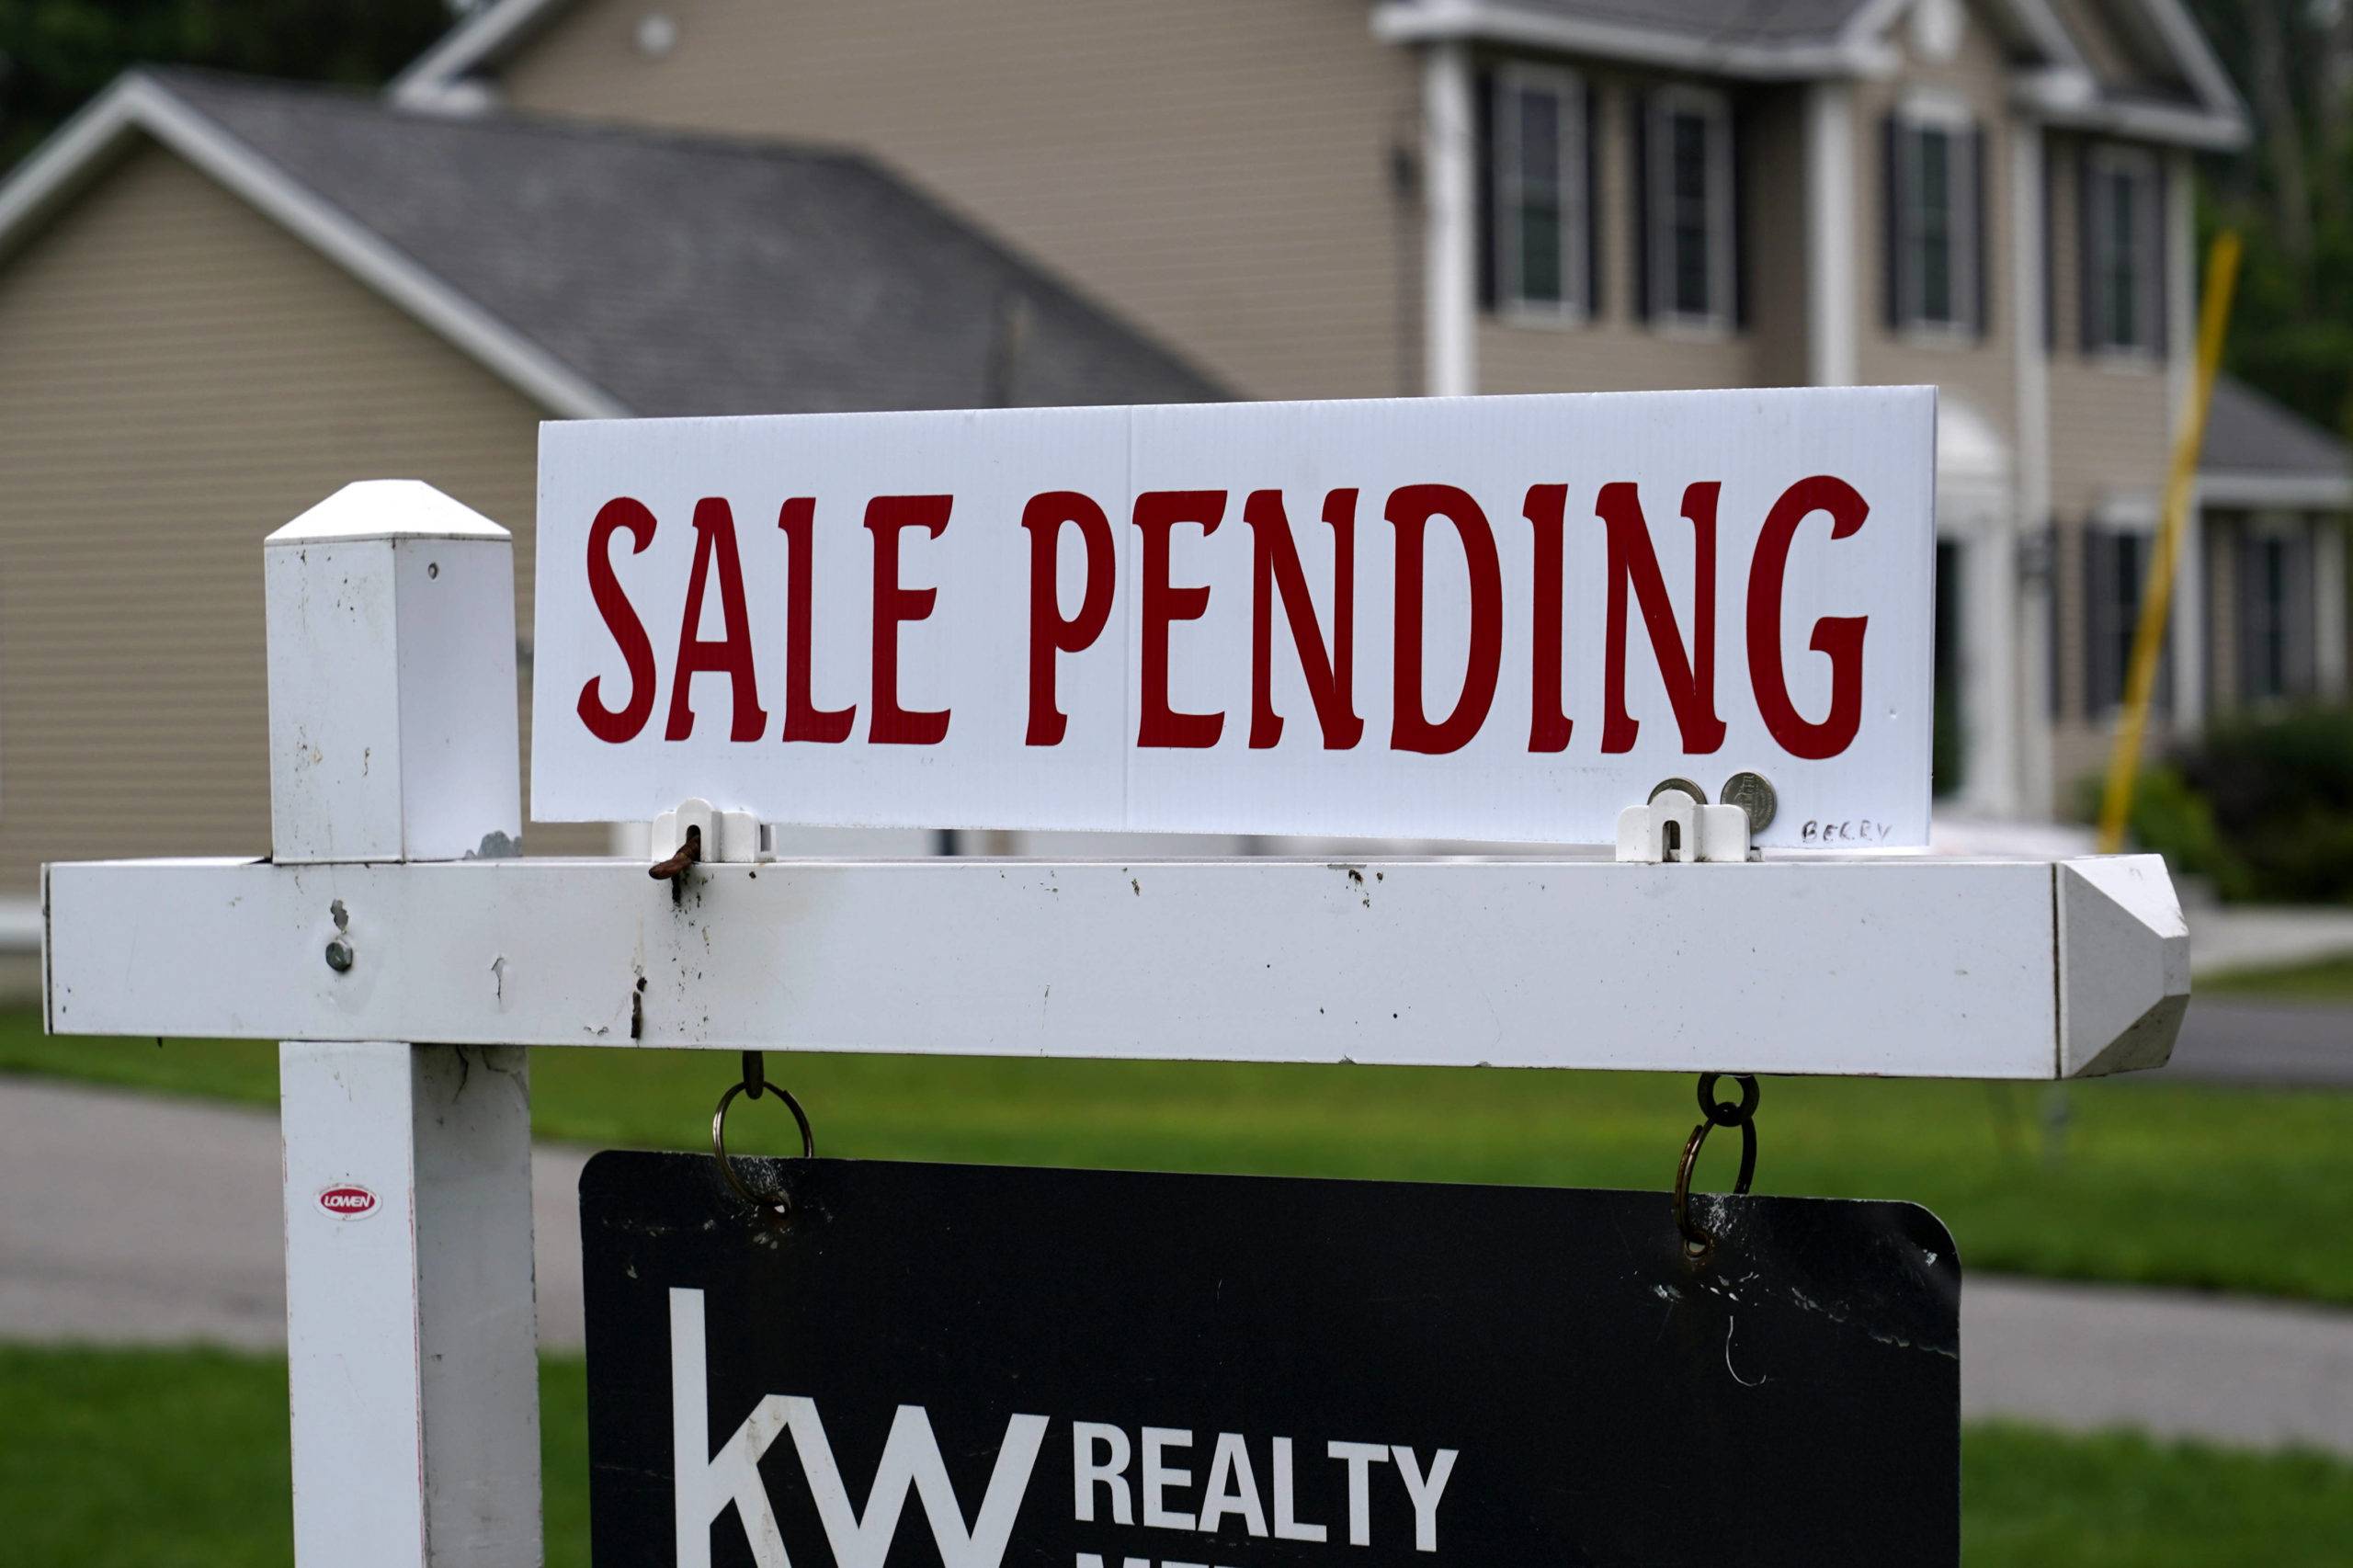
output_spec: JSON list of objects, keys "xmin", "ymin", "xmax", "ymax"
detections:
[
  {"xmin": 1892, "ymin": 103, "xmax": 1978, "ymax": 332},
  {"xmin": 2237, "ymin": 517, "xmax": 2316, "ymax": 704},
  {"xmin": 2084, "ymin": 524, "xmax": 2170, "ymax": 715},
  {"xmin": 2084, "ymin": 146, "xmax": 2161, "ymax": 353},
  {"xmin": 1646, "ymin": 87, "xmax": 1733, "ymax": 329},
  {"xmin": 1491, "ymin": 65, "xmax": 1587, "ymax": 313}
]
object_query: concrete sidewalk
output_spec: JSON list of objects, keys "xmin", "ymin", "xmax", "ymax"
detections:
[{"xmin": 4, "ymin": 1078, "xmax": 2348, "ymax": 1456}]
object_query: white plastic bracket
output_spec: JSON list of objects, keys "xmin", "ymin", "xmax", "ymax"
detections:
[
  {"xmin": 1615, "ymin": 789, "xmax": 1754, "ymax": 864},
  {"xmin": 651, "ymin": 798, "xmax": 769, "ymax": 865}
]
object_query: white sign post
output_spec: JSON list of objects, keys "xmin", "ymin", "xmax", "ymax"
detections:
[{"xmin": 40, "ymin": 393, "xmax": 2190, "ymax": 1567}]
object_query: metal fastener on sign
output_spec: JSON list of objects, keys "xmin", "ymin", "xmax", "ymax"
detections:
[
  {"xmin": 324, "ymin": 937, "xmax": 354, "ymax": 973},
  {"xmin": 1648, "ymin": 777, "xmax": 1708, "ymax": 805},
  {"xmin": 1721, "ymin": 771, "xmax": 1778, "ymax": 835}
]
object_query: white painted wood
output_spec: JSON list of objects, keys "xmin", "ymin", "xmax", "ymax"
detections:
[
  {"xmin": 46, "ymin": 852, "xmax": 2186, "ymax": 1079},
  {"xmin": 267, "ymin": 482, "xmax": 521, "ymax": 863},
  {"xmin": 261, "ymin": 482, "xmax": 541, "ymax": 1568},
  {"xmin": 533, "ymin": 391, "xmax": 1938, "ymax": 846},
  {"xmin": 281, "ymin": 1042, "xmax": 541, "ymax": 1567},
  {"xmin": 2058, "ymin": 856, "xmax": 2190, "ymax": 1077}
]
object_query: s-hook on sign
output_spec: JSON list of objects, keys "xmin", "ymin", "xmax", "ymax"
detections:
[{"xmin": 532, "ymin": 387, "xmax": 1935, "ymax": 846}]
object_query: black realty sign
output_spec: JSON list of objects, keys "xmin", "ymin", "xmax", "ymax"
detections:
[{"xmin": 580, "ymin": 1153, "xmax": 1959, "ymax": 1567}]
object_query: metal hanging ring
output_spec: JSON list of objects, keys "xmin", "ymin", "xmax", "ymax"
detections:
[
  {"xmin": 1696, "ymin": 1071, "xmax": 1760, "ymax": 1127},
  {"xmin": 1674, "ymin": 1074, "xmax": 1759, "ymax": 1259},
  {"xmin": 711, "ymin": 1051, "xmax": 814, "ymax": 1225}
]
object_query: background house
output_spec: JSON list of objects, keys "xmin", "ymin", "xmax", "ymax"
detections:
[
  {"xmin": 0, "ymin": 0, "xmax": 2343, "ymax": 957},
  {"xmin": 392, "ymin": 0, "xmax": 2340, "ymax": 824},
  {"xmin": 0, "ymin": 65, "xmax": 1221, "ymax": 984}
]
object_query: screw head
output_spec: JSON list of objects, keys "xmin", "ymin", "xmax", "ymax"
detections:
[
  {"xmin": 1721, "ymin": 771, "xmax": 1778, "ymax": 834},
  {"xmin": 324, "ymin": 937, "xmax": 355, "ymax": 973}
]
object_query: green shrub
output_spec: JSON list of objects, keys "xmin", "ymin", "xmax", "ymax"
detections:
[
  {"xmin": 2174, "ymin": 706, "xmax": 2353, "ymax": 903},
  {"xmin": 2115, "ymin": 763, "xmax": 2253, "ymax": 900}
]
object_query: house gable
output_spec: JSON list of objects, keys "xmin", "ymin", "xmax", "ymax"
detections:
[
  {"xmin": 0, "ymin": 138, "xmax": 554, "ymax": 893},
  {"xmin": 461, "ymin": 0, "xmax": 1423, "ymax": 402}
]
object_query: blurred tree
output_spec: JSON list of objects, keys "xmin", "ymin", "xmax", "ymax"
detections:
[
  {"xmin": 2188, "ymin": 0, "xmax": 2353, "ymax": 440},
  {"xmin": 0, "ymin": 1, "xmax": 459, "ymax": 167}
]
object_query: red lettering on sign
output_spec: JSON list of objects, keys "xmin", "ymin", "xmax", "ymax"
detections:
[
  {"xmin": 665, "ymin": 499, "xmax": 769, "ymax": 742},
  {"xmin": 1022, "ymin": 492, "xmax": 1116, "ymax": 747},
  {"xmin": 1748, "ymin": 475, "xmax": 1870, "ymax": 760},
  {"xmin": 779, "ymin": 498, "xmax": 855, "ymax": 744},
  {"xmin": 1524, "ymin": 483, "xmax": 1572, "ymax": 753},
  {"xmin": 576, "ymin": 497, "xmax": 658, "ymax": 743},
  {"xmin": 865, "ymin": 495, "xmax": 953, "ymax": 744},
  {"xmin": 1245, "ymin": 487, "xmax": 1361, "ymax": 751},
  {"xmin": 1387, "ymin": 484, "xmax": 1502, "ymax": 756},
  {"xmin": 1597, "ymin": 482, "xmax": 1726, "ymax": 756},
  {"xmin": 1134, "ymin": 490, "xmax": 1227, "ymax": 749}
]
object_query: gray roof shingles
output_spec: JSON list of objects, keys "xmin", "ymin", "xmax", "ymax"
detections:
[
  {"xmin": 2203, "ymin": 377, "xmax": 2352, "ymax": 482},
  {"xmin": 150, "ymin": 68, "xmax": 1225, "ymax": 416}
]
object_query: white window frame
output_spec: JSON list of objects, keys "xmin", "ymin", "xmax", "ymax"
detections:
[
  {"xmin": 1491, "ymin": 63, "xmax": 1588, "ymax": 320},
  {"xmin": 2086, "ymin": 143, "xmax": 2161, "ymax": 358},
  {"xmin": 1646, "ymin": 84, "xmax": 1735, "ymax": 335},
  {"xmin": 1893, "ymin": 95, "xmax": 1977, "ymax": 340}
]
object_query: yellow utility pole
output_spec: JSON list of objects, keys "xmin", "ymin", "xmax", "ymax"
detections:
[{"xmin": 2096, "ymin": 232, "xmax": 2243, "ymax": 854}]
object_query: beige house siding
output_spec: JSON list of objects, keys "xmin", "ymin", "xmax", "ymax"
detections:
[
  {"xmin": 0, "ymin": 141, "xmax": 583, "ymax": 900},
  {"xmin": 2040, "ymin": 128, "xmax": 2174, "ymax": 792},
  {"xmin": 1849, "ymin": 7, "xmax": 2018, "ymax": 441},
  {"xmin": 498, "ymin": 0, "xmax": 1422, "ymax": 402},
  {"xmin": 1476, "ymin": 70, "xmax": 1801, "ymax": 395}
]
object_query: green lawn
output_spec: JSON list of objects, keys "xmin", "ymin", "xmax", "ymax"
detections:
[
  {"xmin": 2202, "ymin": 952, "xmax": 2353, "ymax": 999},
  {"xmin": 7, "ymin": 1010, "xmax": 2353, "ymax": 1305},
  {"xmin": 3, "ymin": 1347, "xmax": 2347, "ymax": 1567}
]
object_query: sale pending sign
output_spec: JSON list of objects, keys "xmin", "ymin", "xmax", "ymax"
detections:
[{"xmin": 532, "ymin": 388, "xmax": 1934, "ymax": 846}]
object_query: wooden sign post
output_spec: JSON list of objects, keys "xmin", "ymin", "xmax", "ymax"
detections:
[{"xmin": 41, "ymin": 392, "xmax": 2189, "ymax": 1566}]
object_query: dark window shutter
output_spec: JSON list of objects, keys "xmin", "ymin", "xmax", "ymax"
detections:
[
  {"xmin": 2077, "ymin": 144, "xmax": 2099, "ymax": 352},
  {"xmin": 2152, "ymin": 162, "xmax": 2170, "ymax": 358},
  {"xmin": 1631, "ymin": 91, "xmax": 1651, "ymax": 322},
  {"xmin": 1882, "ymin": 113, "xmax": 1904, "ymax": 329},
  {"xmin": 1476, "ymin": 71, "xmax": 1497, "ymax": 312},
  {"xmin": 1732, "ymin": 100, "xmax": 1751, "ymax": 331},
  {"xmin": 1971, "ymin": 123, "xmax": 1991, "ymax": 338},
  {"xmin": 2042, "ymin": 138, "xmax": 2057, "ymax": 349},
  {"xmin": 2085, "ymin": 527, "xmax": 2119, "ymax": 712},
  {"xmin": 1586, "ymin": 85, "xmax": 1604, "ymax": 318},
  {"xmin": 2046, "ymin": 525, "xmax": 2065, "ymax": 720},
  {"xmin": 2236, "ymin": 527, "xmax": 2262, "ymax": 703}
]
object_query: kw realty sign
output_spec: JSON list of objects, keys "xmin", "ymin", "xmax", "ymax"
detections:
[
  {"xmin": 533, "ymin": 389, "xmax": 1935, "ymax": 845},
  {"xmin": 582, "ymin": 1155, "xmax": 1961, "ymax": 1567}
]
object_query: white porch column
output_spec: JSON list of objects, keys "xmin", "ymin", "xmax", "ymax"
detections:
[
  {"xmin": 265, "ymin": 482, "xmax": 541, "ymax": 1567},
  {"xmin": 2318, "ymin": 520, "xmax": 2349, "ymax": 699},
  {"xmin": 1804, "ymin": 82, "xmax": 1857, "ymax": 387},
  {"xmin": 2011, "ymin": 116, "xmax": 2055, "ymax": 816},
  {"xmin": 1422, "ymin": 40, "xmax": 1478, "ymax": 397}
]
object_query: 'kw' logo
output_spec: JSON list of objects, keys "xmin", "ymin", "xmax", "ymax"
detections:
[{"xmin": 671, "ymin": 1288, "xmax": 1048, "ymax": 1568}]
